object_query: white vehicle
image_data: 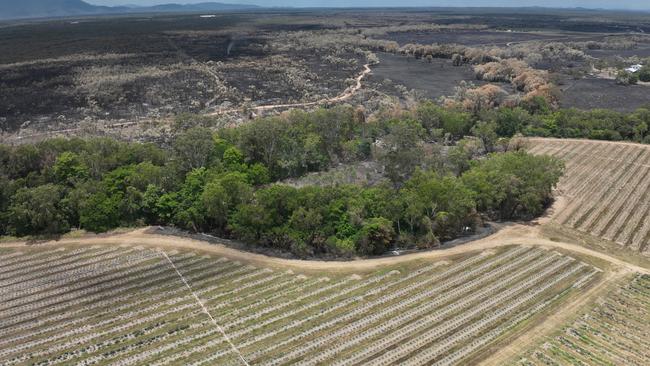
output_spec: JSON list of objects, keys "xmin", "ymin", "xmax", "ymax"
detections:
[{"xmin": 625, "ymin": 64, "xmax": 643, "ymax": 73}]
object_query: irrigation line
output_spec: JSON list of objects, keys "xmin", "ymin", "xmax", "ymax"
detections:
[{"xmin": 161, "ymin": 251, "xmax": 250, "ymax": 366}]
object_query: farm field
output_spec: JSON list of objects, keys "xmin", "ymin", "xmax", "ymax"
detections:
[
  {"xmin": 514, "ymin": 273, "xmax": 649, "ymax": 366},
  {"xmin": 0, "ymin": 244, "xmax": 600, "ymax": 365},
  {"xmin": 527, "ymin": 138, "xmax": 650, "ymax": 254}
]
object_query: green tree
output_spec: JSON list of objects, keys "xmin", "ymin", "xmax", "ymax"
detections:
[
  {"xmin": 79, "ymin": 191, "xmax": 121, "ymax": 232},
  {"xmin": 376, "ymin": 119, "xmax": 425, "ymax": 187},
  {"xmin": 173, "ymin": 127, "xmax": 215, "ymax": 172},
  {"xmin": 52, "ymin": 152, "xmax": 89, "ymax": 185},
  {"xmin": 402, "ymin": 171, "xmax": 477, "ymax": 240},
  {"xmin": 255, "ymin": 184, "xmax": 300, "ymax": 226},
  {"xmin": 141, "ymin": 184, "xmax": 164, "ymax": 224},
  {"xmin": 8, "ymin": 144, "xmax": 42, "ymax": 179},
  {"xmin": 7, "ymin": 184, "xmax": 69, "ymax": 236},
  {"xmin": 246, "ymin": 163, "xmax": 270, "ymax": 185},
  {"xmin": 289, "ymin": 207, "xmax": 324, "ymax": 246},
  {"xmin": 172, "ymin": 168, "xmax": 211, "ymax": 231},
  {"xmin": 462, "ymin": 151, "xmax": 564, "ymax": 219},
  {"xmin": 217, "ymin": 172, "xmax": 253, "ymax": 210},
  {"xmin": 471, "ymin": 121, "xmax": 498, "ymax": 152},
  {"xmin": 223, "ymin": 146, "xmax": 246, "ymax": 171},
  {"xmin": 228, "ymin": 203, "xmax": 273, "ymax": 242},
  {"xmin": 356, "ymin": 218, "xmax": 395, "ymax": 256},
  {"xmin": 487, "ymin": 107, "xmax": 535, "ymax": 137},
  {"xmin": 201, "ymin": 181, "xmax": 229, "ymax": 230},
  {"xmin": 440, "ymin": 109, "xmax": 473, "ymax": 139}
]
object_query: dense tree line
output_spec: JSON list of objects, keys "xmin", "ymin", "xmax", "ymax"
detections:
[
  {"xmin": 2, "ymin": 98, "xmax": 646, "ymax": 257},
  {"xmin": 412, "ymin": 100, "xmax": 650, "ymax": 145},
  {"xmin": 0, "ymin": 105, "xmax": 568, "ymax": 257}
]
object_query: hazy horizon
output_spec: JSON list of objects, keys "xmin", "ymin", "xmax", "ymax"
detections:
[{"xmin": 87, "ymin": 0, "xmax": 650, "ymax": 11}]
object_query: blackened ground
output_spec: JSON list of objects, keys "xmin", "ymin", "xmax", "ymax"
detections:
[
  {"xmin": 368, "ymin": 53, "xmax": 485, "ymax": 100},
  {"xmin": 586, "ymin": 46, "xmax": 650, "ymax": 60},
  {"xmin": 384, "ymin": 30, "xmax": 571, "ymax": 47},
  {"xmin": 558, "ymin": 76, "xmax": 650, "ymax": 112}
]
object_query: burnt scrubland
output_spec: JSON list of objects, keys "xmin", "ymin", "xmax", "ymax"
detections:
[
  {"xmin": 1, "ymin": 9, "xmax": 650, "ymax": 142},
  {"xmin": 1, "ymin": 8, "xmax": 650, "ymax": 256}
]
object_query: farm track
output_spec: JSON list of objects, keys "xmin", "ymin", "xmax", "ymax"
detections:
[
  {"xmin": 207, "ymin": 63, "xmax": 373, "ymax": 116},
  {"xmin": 528, "ymin": 137, "xmax": 650, "ymax": 254},
  {"xmin": 0, "ymin": 244, "xmax": 600, "ymax": 366},
  {"xmin": 2, "ymin": 224, "xmax": 646, "ymax": 274}
]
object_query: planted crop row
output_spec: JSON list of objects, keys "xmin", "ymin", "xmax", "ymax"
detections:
[
  {"xmin": 516, "ymin": 274, "xmax": 649, "ymax": 366},
  {"xmin": 0, "ymin": 245, "xmax": 598, "ymax": 365},
  {"xmin": 528, "ymin": 138, "xmax": 650, "ymax": 253}
]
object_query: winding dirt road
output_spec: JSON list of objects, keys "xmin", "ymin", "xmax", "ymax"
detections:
[
  {"xmin": 2, "ymin": 222, "xmax": 646, "ymax": 274},
  {"xmin": 207, "ymin": 63, "xmax": 373, "ymax": 116}
]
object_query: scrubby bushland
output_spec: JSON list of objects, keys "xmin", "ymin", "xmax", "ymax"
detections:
[
  {"xmin": 462, "ymin": 152, "xmax": 564, "ymax": 219},
  {"xmin": 0, "ymin": 105, "xmax": 565, "ymax": 258},
  {"xmin": 431, "ymin": 98, "xmax": 650, "ymax": 144},
  {"xmin": 6, "ymin": 100, "xmax": 648, "ymax": 256},
  {"xmin": 512, "ymin": 107, "xmax": 650, "ymax": 142},
  {"xmin": 616, "ymin": 70, "xmax": 639, "ymax": 85},
  {"xmin": 399, "ymin": 99, "xmax": 650, "ymax": 145},
  {"xmin": 638, "ymin": 66, "xmax": 650, "ymax": 82}
]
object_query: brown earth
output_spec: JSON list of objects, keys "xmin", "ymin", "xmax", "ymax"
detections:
[{"xmin": 2, "ymin": 212, "xmax": 647, "ymax": 276}]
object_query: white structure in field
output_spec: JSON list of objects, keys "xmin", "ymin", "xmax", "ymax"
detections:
[{"xmin": 626, "ymin": 64, "xmax": 643, "ymax": 73}]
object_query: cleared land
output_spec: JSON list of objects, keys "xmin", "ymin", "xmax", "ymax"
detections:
[
  {"xmin": 528, "ymin": 138, "xmax": 650, "ymax": 254},
  {"xmin": 514, "ymin": 274, "xmax": 649, "ymax": 366},
  {"xmin": 0, "ymin": 244, "xmax": 599, "ymax": 365}
]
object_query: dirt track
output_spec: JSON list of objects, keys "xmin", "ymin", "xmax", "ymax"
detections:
[
  {"xmin": 2, "ymin": 222, "xmax": 646, "ymax": 275},
  {"xmin": 207, "ymin": 63, "xmax": 373, "ymax": 116}
]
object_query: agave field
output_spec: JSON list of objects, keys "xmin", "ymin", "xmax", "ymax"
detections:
[
  {"xmin": 516, "ymin": 273, "xmax": 649, "ymax": 366},
  {"xmin": 0, "ymin": 244, "xmax": 600, "ymax": 365},
  {"xmin": 528, "ymin": 138, "xmax": 650, "ymax": 253}
]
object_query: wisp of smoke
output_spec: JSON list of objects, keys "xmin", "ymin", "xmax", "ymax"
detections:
[{"xmin": 226, "ymin": 40, "xmax": 235, "ymax": 56}]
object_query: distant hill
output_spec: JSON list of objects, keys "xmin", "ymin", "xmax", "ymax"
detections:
[{"xmin": 0, "ymin": 0, "xmax": 260, "ymax": 20}]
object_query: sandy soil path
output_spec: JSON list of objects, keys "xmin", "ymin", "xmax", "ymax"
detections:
[
  {"xmin": 2, "ymin": 223, "xmax": 646, "ymax": 274},
  {"xmin": 207, "ymin": 63, "xmax": 373, "ymax": 116}
]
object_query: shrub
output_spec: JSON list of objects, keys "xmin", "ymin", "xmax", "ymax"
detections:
[
  {"xmin": 616, "ymin": 70, "xmax": 639, "ymax": 85},
  {"xmin": 638, "ymin": 66, "xmax": 650, "ymax": 82},
  {"xmin": 355, "ymin": 218, "xmax": 395, "ymax": 256}
]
